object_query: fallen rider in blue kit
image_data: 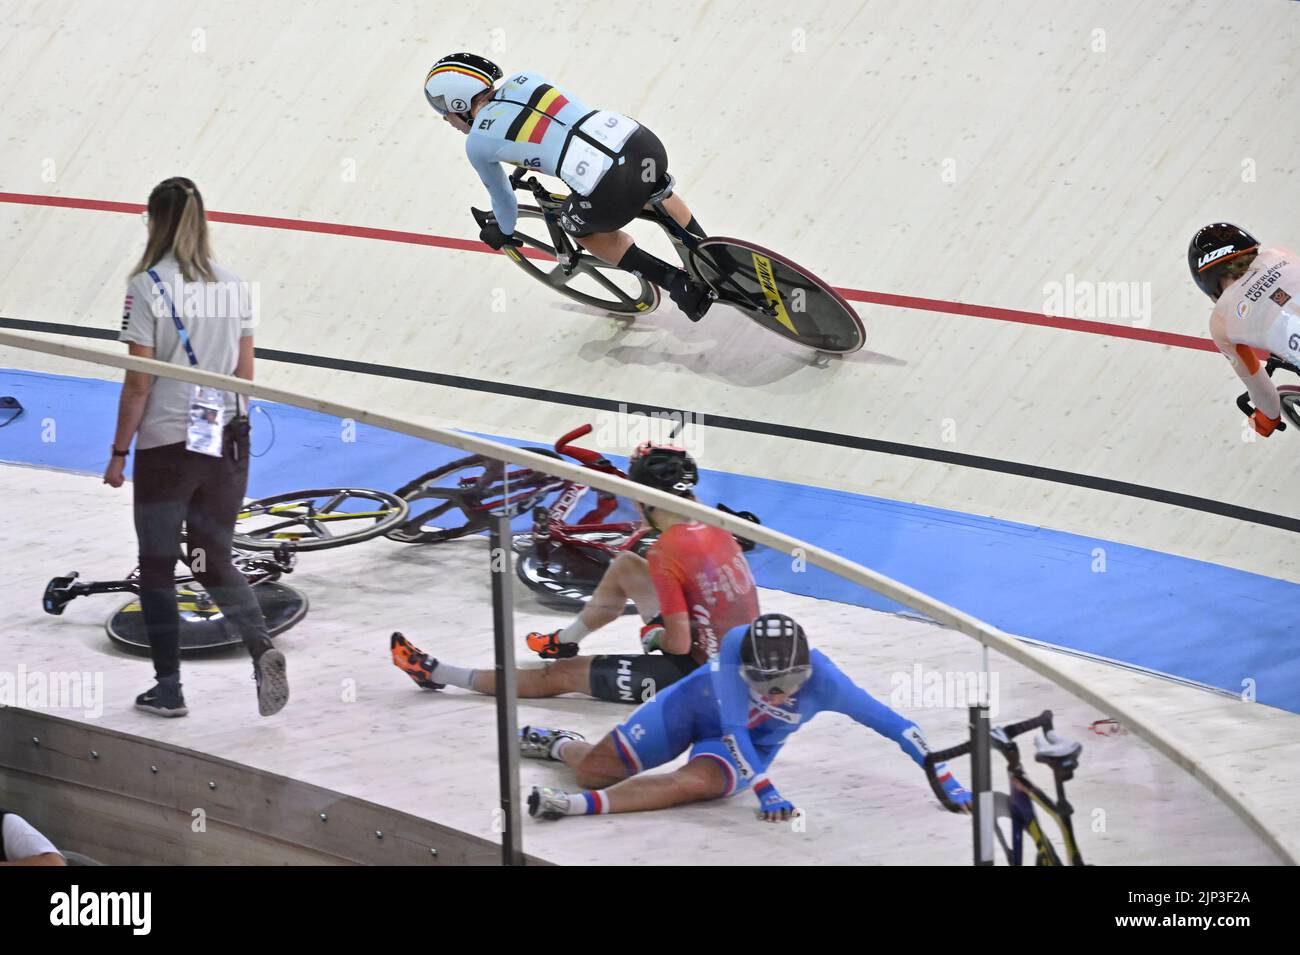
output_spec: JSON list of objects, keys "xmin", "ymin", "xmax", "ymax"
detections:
[{"xmin": 519, "ymin": 613, "xmax": 974, "ymax": 821}]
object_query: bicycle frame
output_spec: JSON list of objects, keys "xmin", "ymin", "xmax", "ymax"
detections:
[
  {"xmin": 997, "ymin": 730, "xmax": 1084, "ymax": 866},
  {"xmin": 530, "ymin": 423, "xmax": 651, "ymax": 562},
  {"xmin": 43, "ymin": 544, "xmax": 296, "ymax": 616},
  {"xmin": 924, "ymin": 710, "xmax": 1085, "ymax": 866},
  {"xmin": 504, "ymin": 169, "xmax": 775, "ymax": 315}
]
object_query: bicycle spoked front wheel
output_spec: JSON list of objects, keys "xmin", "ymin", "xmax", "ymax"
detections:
[
  {"xmin": 386, "ymin": 448, "xmax": 564, "ymax": 544},
  {"xmin": 501, "ymin": 206, "xmax": 660, "ymax": 315},
  {"xmin": 687, "ymin": 237, "xmax": 865, "ymax": 354},
  {"xmin": 234, "ymin": 488, "xmax": 409, "ymax": 551}
]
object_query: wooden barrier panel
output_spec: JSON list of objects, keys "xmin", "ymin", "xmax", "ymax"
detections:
[{"xmin": 0, "ymin": 707, "xmax": 548, "ymax": 866}]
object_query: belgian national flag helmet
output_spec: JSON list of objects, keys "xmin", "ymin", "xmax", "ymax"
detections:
[{"xmin": 425, "ymin": 52, "xmax": 502, "ymax": 119}]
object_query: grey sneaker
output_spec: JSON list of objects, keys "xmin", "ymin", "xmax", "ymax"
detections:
[
  {"xmin": 519, "ymin": 725, "xmax": 584, "ymax": 761},
  {"xmin": 254, "ymin": 648, "xmax": 289, "ymax": 716},
  {"xmin": 527, "ymin": 786, "xmax": 573, "ymax": 820}
]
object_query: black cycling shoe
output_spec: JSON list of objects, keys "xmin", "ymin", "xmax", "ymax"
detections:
[{"xmin": 670, "ymin": 280, "xmax": 716, "ymax": 323}]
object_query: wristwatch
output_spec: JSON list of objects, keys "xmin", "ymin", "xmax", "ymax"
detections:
[{"xmin": 111, "ymin": 446, "xmax": 130, "ymax": 458}]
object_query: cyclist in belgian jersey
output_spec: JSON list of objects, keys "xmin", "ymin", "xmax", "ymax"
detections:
[
  {"xmin": 390, "ymin": 443, "xmax": 758, "ymax": 704},
  {"xmin": 423, "ymin": 52, "xmax": 715, "ymax": 321}
]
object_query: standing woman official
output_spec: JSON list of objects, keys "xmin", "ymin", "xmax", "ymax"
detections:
[{"xmin": 103, "ymin": 176, "xmax": 288, "ymax": 718}]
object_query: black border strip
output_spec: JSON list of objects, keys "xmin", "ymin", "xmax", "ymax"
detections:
[{"xmin": 4, "ymin": 317, "xmax": 1297, "ymax": 533}]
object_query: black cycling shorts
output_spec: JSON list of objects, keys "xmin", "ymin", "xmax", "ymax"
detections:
[
  {"xmin": 558, "ymin": 124, "xmax": 668, "ymax": 238},
  {"xmin": 588, "ymin": 651, "xmax": 699, "ymax": 705}
]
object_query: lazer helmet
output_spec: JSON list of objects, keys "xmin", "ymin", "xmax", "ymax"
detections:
[
  {"xmin": 1188, "ymin": 223, "xmax": 1260, "ymax": 301},
  {"xmin": 627, "ymin": 442, "xmax": 698, "ymax": 497},
  {"xmin": 740, "ymin": 614, "xmax": 812, "ymax": 697},
  {"xmin": 424, "ymin": 52, "xmax": 502, "ymax": 119}
]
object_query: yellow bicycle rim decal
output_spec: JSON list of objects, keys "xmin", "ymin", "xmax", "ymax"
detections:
[{"xmin": 751, "ymin": 253, "xmax": 797, "ymax": 335}]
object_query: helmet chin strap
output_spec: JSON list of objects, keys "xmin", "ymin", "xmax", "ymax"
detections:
[{"xmin": 642, "ymin": 504, "xmax": 663, "ymax": 534}]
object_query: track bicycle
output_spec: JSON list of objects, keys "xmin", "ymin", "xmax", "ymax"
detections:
[
  {"xmin": 924, "ymin": 710, "xmax": 1087, "ymax": 866},
  {"xmin": 475, "ymin": 168, "xmax": 866, "ymax": 357}
]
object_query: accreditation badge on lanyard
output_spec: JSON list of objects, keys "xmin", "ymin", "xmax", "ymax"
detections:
[
  {"xmin": 186, "ymin": 385, "xmax": 226, "ymax": 456},
  {"xmin": 148, "ymin": 269, "xmax": 225, "ymax": 457}
]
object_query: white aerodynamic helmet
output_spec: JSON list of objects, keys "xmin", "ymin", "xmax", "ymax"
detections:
[{"xmin": 424, "ymin": 52, "xmax": 502, "ymax": 118}]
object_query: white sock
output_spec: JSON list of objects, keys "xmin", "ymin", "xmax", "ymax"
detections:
[
  {"xmin": 550, "ymin": 737, "xmax": 575, "ymax": 762},
  {"xmin": 559, "ymin": 618, "xmax": 592, "ymax": 645},
  {"xmin": 431, "ymin": 663, "xmax": 475, "ymax": 689}
]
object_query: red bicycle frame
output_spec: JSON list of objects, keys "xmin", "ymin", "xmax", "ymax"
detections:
[{"xmin": 532, "ymin": 424, "xmax": 654, "ymax": 560}]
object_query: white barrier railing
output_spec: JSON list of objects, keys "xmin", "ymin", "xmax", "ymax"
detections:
[{"xmin": 2, "ymin": 329, "xmax": 1294, "ymax": 865}]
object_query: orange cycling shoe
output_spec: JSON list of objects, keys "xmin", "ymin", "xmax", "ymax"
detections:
[
  {"xmin": 390, "ymin": 632, "xmax": 445, "ymax": 689},
  {"xmin": 526, "ymin": 629, "xmax": 580, "ymax": 659}
]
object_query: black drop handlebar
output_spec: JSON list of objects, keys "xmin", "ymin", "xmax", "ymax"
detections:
[
  {"xmin": 922, "ymin": 710, "xmax": 1061, "ymax": 813},
  {"xmin": 924, "ymin": 710, "xmax": 1055, "ymax": 766}
]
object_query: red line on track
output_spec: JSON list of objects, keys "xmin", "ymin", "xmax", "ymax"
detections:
[{"xmin": 0, "ymin": 191, "xmax": 1216, "ymax": 352}]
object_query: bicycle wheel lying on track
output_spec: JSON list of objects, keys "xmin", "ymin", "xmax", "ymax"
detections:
[
  {"xmin": 108, "ymin": 581, "xmax": 308, "ymax": 657},
  {"xmin": 687, "ymin": 237, "xmax": 865, "ymax": 354},
  {"xmin": 386, "ymin": 448, "xmax": 565, "ymax": 544},
  {"xmin": 514, "ymin": 530, "xmax": 654, "ymax": 614},
  {"xmin": 234, "ymin": 488, "xmax": 408, "ymax": 551},
  {"xmin": 501, "ymin": 206, "xmax": 660, "ymax": 315}
]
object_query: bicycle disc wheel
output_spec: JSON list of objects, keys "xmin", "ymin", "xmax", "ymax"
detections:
[
  {"xmin": 515, "ymin": 545, "xmax": 638, "ymax": 615},
  {"xmin": 386, "ymin": 448, "xmax": 565, "ymax": 544},
  {"xmin": 234, "ymin": 488, "xmax": 409, "ymax": 551},
  {"xmin": 501, "ymin": 206, "xmax": 660, "ymax": 315},
  {"xmin": 687, "ymin": 237, "xmax": 865, "ymax": 354},
  {"xmin": 1279, "ymin": 385, "xmax": 1300, "ymax": 430}
]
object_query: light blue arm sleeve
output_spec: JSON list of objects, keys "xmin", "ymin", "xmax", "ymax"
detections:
[
  {"xmin": 815, "ymin": 651, "xmax": 930, "ymax": 769},
  {"xmin": 466, "ymin": 136, "xmax": 518, "ymax": 234}
]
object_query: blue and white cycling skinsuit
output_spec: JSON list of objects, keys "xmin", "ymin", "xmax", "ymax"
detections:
[
  {"xmin": 612, "ymin": 625, "xmax": 952, "ymax": 809},
  {"xmin": 464, "ymin": 70, "xmax": 669, "ymax": 238}
]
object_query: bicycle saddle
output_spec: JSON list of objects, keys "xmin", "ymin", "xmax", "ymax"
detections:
[
  {"xmin": 1034, "ymin": 729, "xmax": 1082, "ymax": 766},
  {"xmin": 646, "ymin": 172, "xmax": 676, "ymax": 204}
]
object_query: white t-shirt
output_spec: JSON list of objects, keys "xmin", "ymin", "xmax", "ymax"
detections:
[
  {"xmin": 2, "ymin": 812, "xmax": 61, "ymax": 861},
  {"xmin": 119, "ymin": 253, "xmax": 254, "ymax": 449}
]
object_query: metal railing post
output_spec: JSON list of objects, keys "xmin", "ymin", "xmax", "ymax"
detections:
[{"xmin": 489, "ymin": 512, "xmax": 523, "ymax": 865}]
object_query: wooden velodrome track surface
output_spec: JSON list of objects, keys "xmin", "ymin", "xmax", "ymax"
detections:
[
  {"xmin": 3, "ymin": 466, "xmax": 1292, "ymax": 865},
  {"xmin": 2, "ymin": 0, "xmax": 1300, "ymax": 863},
  {"xmin": 2, "ymin": 0, "xmax": 1299, "ymax": 575}
]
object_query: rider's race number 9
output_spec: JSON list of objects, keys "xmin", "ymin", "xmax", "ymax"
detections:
[
  {"xmin": 579, "ymin": 111, "xmax": 640, "ymax": 152},
  {"xmin": 561, "ymin": 139, "xmax": 612, "ymax": 195}
]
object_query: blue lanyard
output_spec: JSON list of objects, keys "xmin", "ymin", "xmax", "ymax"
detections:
[{"xmin": 146, "ymin": 268, "xmax": 200, "ymax": 367}]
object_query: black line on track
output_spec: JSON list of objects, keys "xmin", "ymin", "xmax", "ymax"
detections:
[{"xmin": 3, "ymin": 317, "xmax": 1295, "ymax": 533}]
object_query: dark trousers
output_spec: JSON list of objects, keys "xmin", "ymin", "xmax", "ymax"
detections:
[{"xmin": 132, "ymin": 438, "xmax": 272, "ymax": 682}]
